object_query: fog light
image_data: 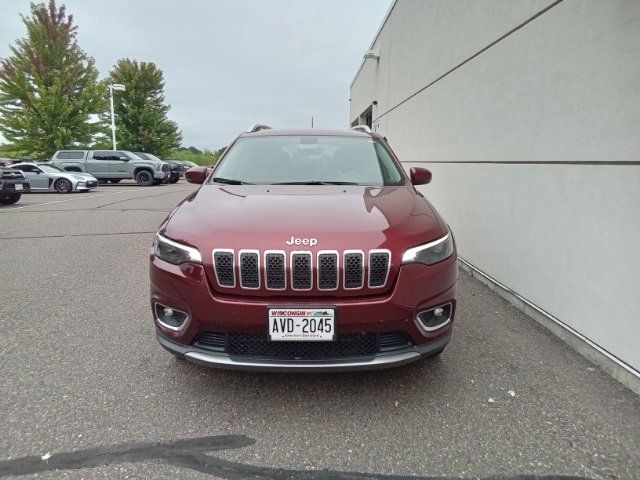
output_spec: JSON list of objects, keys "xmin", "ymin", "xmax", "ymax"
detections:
[
  {"xmin": 154, "ymin": 303, "xmax": 188, "ymax": 331},
  {"xmin": 416, "ymin": 303, "xmax": 452, "ymax": 332}
]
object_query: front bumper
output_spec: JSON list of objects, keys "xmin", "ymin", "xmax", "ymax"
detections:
[
  {"xmin": 150, "ymin": 252, "xmax": 457, "ymax": 371},
  {"xmin": 157, "ymin": 330, "xmax": 451, "ymax": 372},
  {"xmin": 75, "ymin": 180, "xmax": 97, "ymax": 190}
]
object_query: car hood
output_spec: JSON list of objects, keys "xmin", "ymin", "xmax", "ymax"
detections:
[
  {"xmin": 164, "ymin": 184, "xmax": 446, "ymax": 253},
  {"xmin": 163, "ymin": 184, "xmax": 449, "ymax": 296}
]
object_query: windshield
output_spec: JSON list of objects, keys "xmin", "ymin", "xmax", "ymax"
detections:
[
  {"xmin": 38, "ymin": 164, "xmax": 65, "ymax": 173},
  {"xmin": 211, "ymin": 136, "xmax": 405, "ymax": 186}
]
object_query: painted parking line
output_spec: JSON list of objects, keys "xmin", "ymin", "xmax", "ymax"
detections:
[{"xmin": 0, "ymin": 188, "xmax": 148, "ymax": 211}]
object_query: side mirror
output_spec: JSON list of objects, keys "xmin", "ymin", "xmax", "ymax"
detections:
[
  {"xmin": 185, "ymin": 166, "xmax": 210, "ymax": 184},
  {"xmin": 410, "ymin": 167, "xmax": 432, "ymax": 185},
  {"xmin": 119, "ymin": 156, "xmax": 129, "ymax": 161}
]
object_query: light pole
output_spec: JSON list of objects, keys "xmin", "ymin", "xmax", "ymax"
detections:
[{"xmin": 108, "ymin": 83, "xmax": 126, "ymax": 150}]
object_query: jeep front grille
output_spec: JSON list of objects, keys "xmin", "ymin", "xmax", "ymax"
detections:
[
  {"xmin": 368, "ymin": 250, "xmax": 391, "ymax": 288},
  {"xmin": 239, "ymin": 250, "xmax": 260, "ymax": 289},
  {"xmin": 212, "ymin": 248, "xmax": 391, "ymax": 291},
  {"xmin": 213, "ymin": 250, "xmax": 235, "ymax": 287},
  {"xmin": 291, "ymin": 252, "xmax": 312, "ymax": 290},
  {"xmin": 317, "ymin": 251, "xmax": 338, "ymax": 290},
  {"xmin": 264, "ymin": 251, "xmax": 286, "ymax": 290},
  {"xmin": 344, "ymin": 251, "xmax": 365, "ymax": 289}
]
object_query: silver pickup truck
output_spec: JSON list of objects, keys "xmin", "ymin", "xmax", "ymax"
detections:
[{"xmin": 51, "ymin": 150, "xmax": 169, "ymax": 186}]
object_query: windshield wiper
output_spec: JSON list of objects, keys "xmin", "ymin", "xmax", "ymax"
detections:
[
  {"xmin": 271, "ymin": 181, "xmax": 360, "ymax": 185},
  {"xmin": 212, "ymin": 177, "xmax": 252, "ymax": 185}
]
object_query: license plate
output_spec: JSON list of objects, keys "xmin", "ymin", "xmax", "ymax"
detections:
[
  {"xmin": 15, "ymin": 184, "xmax": 23, "ymax": 191},
  {"xmin": 268, "ymin": 308, "xmax": 335, "ymax": 341}
]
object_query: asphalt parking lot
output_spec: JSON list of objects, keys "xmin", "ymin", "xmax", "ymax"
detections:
[{"xmin": 0, "ymin": 182, "xmax": 638, "ymax": 480}]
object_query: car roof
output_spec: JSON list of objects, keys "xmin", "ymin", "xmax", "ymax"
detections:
[{"xmin": 239, "ymin": 128, "xmax": 374, "ymax": 138}]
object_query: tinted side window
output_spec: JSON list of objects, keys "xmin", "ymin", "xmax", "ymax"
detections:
[
  {"xmin": 57, "ymin": 151, "xmax": 85, "ymax": 160},
  {"xmin": 92, "ymin": 151, "xmax": 117, "ymax": 160}
]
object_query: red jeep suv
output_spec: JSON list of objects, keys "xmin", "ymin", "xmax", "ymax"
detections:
[{"xmin": 149, "ymin": 125, "xmax": 457, "ymax": 371}]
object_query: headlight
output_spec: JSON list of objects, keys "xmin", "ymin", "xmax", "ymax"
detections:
[
  {"xmin": 402, "ymin": 231, "xmax": 454, "ymax": 265},
  {"xmin": 154, "ymin": 233, "xmax": 202, "ymax": 265}
]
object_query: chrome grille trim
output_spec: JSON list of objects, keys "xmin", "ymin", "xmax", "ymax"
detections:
[
  {"xmin": 238, "ymin": 249, "xmax": 260, "ymax": 289},
  {"xmin": 290, "ymin": 251, "xmax": 313, "ymax": 291},
  {"xmin": 316, "ymin": 250, "xmax": 339, "ymax": 291},
  {"xmin": 212, "ymin": 249, "xmax": 236, "ymax": 288},
  {"xmin": 263, "ymin": 250, "xmax": 286, "ymax": 290},
  {"xmin": 343, "ymin": 250, "xmax": 365, "ymax": 290},
  {"xmin": 368, "ymin": 249, "xmax": 391, "ymax": 289},
  {"xmin": 211, "ymin": 248, "xmax": 390, "ymax": 290}
]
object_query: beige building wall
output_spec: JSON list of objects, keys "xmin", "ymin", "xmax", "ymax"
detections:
[{"xmin": 350, "ymin": 0, "xmax": 640, "ymax": 374}]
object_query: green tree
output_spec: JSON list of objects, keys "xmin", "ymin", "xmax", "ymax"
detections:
[
  {"xmin": 167, "ymin": 147, "xmax": 220, "ymax": 166},
  {"xmin": 0, "ymin": 0, "xmax": 105, "ymax": 158},
  {"xmin": 107, "ymin": 59, "xmax": 182, "ymax": 157}
]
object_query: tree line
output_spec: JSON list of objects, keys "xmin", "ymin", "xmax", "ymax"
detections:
[{"xmin": 0, "ymin": 0, "xmax": 192, "ymax": 160}]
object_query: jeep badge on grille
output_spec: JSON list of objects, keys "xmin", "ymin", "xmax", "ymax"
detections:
[{"xmin": 285, "ymin": 236, "xmax": 318, "ymax": 247}]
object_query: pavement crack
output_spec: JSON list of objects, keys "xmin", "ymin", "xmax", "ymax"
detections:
[
  {"xmin": 0, "ymin": 231, "xmax": 156, "ymax": 240},
  {"xmin": 0, "ymin": 208, "xmax": 171, "ymax": 213},
  {"xmin": 0, "ymin": 434, "xmax": 591, "ymax": 479},
  {"xmin": 92, "ymin": 189, "xmax": 191, "ymax": 210}
]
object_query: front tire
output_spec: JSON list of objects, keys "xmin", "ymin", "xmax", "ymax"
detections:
[
  {"xmin": 54, "ymin": 178, "xmax": 73, "ymax": 193},
  {"xmin": 0, "ymin": 193, "xmax": 21, "ymax": 205},
  {"xmin": 135, "ymin": 170, "xmax": 154, "ymax": 186}
]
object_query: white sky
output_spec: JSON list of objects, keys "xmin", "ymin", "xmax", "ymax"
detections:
[{"xmin": 0, "ymin": 0, "xmax": 391, "ymax": 150}]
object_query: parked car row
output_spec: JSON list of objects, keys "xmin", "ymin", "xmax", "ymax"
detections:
[
  {"xmin": 50, "ymin": 150, "xmax": 177, "ymax": 186},
  {"xmin": 0, "ymin": 149, "xmax": 189, "ymax": 206}
]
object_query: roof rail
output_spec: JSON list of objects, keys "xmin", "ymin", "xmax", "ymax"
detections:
[
  {"xmin": 351, "ymin": 125, "xmax": 372, "ymax": 134},
  {"xmin": 247, "ymin": 124, "xmax": 272, "ymax": 133}
]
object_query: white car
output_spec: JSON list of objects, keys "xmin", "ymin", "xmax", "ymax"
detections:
[{"xmin": 10, "ymin": 163, "xmax": 98, "ymax": 193}]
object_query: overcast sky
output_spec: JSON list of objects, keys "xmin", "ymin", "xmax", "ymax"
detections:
[{"xmin": 0, "ymin": 0, "xmax": 391, "ymax": 150}]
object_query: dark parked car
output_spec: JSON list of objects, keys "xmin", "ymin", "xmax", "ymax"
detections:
[
  {"xmin": 0, "ymin": 166, "xmax": 31, "ymax": 205},
  {"xmin": 150, "ymin": 125, "xmax": 457, "ymax": 371},
  {"xmin": 135, "ymin": 153, "xmax": 180, "ymax": 183},
  {"xmin": 166, "ymin": 160, "xmax": 198, "ymax": 177}
]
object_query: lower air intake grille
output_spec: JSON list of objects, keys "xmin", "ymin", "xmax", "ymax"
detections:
[
  {"xmin": 193, "ymin": 331, "xmax": 413, "ymax": 359},
  {"xmin": 378, "ymin": 331, "xmax": 412, "ymax": 352},
  {"xmin": 228, "ymin": 332, "xmax": 377, "ymax": 359},
  {"xmin": 193, "ymin": 332, "xmax": 226, "ymax": 351}
]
